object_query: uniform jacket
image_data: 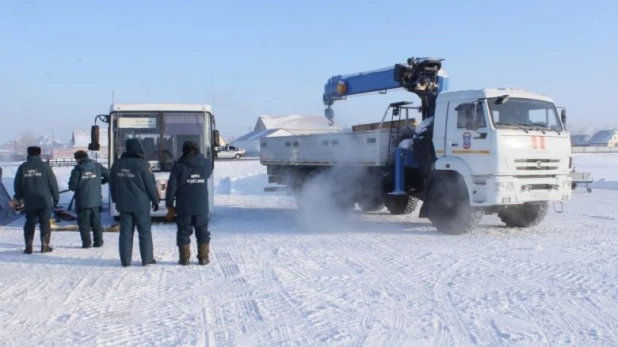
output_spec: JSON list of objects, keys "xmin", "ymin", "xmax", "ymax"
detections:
[
  {"xmin": 165, "ymin": 152, "xmax": 212, "ymax": 216},
  {"xmin": 14, "ymin": 156, "xmax": 60, "ymax": 211},
  {"xmin": 69, "ymin": 158, "xmax": 110, "ymax": 209},
  {"xmin": 109, "ymin": 139, "xmax": 159, "ymax": 213}
]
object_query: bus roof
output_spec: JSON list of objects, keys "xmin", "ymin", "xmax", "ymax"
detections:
[{"xmin": 110, "ymin": 103, "xmax": 213, "ymax": 113}]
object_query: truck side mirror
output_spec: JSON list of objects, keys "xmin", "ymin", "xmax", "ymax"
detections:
[
  {"xmin": 213, "ymin": 130, "xmax": 221, "ymax": 147},
  {"xmin": 560, "ymin": 109, "xmax": 567, "ymax": 125},
  {"xmin": 88, "ymin": 125, "xmax": 100, "ymax": 151}
]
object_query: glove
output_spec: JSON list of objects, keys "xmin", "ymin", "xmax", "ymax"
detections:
[
  {"xmin": 165, "ymin": 207, "xmax": 175, "ymax": 221},
  {"xmin": 14, "ymin": 201, "xmax": 24, "ymax": 212},
  {"xmin": 152, "ymin": 203, "xmax": 159, "ymax": 212}
]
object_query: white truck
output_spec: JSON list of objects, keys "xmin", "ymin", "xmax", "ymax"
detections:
[{"xmin": 260, "ymin": 57, "xmax": 573, "ymax": 234}]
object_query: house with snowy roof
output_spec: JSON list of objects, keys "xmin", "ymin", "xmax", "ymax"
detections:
[
  {"xmin": 570, "ymin": 134, "xmax": 590, "ymax": 146},
  {"xmin": 231, "ymin": 115, "xmax": 341, "ymax": 156},
  {"xmin": 587, "ymin": 129, "xmax": 618, "ymax": 147},
  {"xmin": 51, "ymin": 129, "xmax": 109, "ymax": 160}
]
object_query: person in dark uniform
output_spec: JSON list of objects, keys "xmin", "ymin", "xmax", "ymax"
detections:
[
  {"xmin": 68, "ymin": 150, "xmax": 110, "ymax": 248},
  {"xmin": 0, "ymin": 167, "xmax": 19, "ymax": 226},
  {"xmin": 13, "ymin": 146, "xmax": 59, "ymax": 254},
  {"xmin": 165, "ymin": 141, "xmax": 213, "ymax": 265},
  {"xmin": 109, "ymin": 138, "xmax": 160, "ymax": 267}
]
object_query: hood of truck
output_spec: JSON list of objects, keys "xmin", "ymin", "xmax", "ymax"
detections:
[{"xmin": 496, "ymin": 129, "xmax": 572, "ymax": 175}]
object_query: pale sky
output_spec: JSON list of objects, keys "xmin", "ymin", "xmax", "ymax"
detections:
[{"xmin": 1, "ymin": 0, "xmax": 616, "ymax": 143}]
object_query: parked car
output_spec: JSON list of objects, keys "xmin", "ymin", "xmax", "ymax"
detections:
[{"xmin": 215, "ymin": 145, "xmax": 246, "ymax": 159}]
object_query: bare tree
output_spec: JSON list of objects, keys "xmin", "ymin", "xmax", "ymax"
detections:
[{"xmin": 13, "ymin": 132, "xmax": 38, "ymax": 154}]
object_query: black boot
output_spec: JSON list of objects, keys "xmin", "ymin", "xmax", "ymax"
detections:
[
  {"xmin": 80, "ymin": 231, "xmax": 92, "ymax": 249},
  {"xmin": 93, "ymin": 229, "xmax": 104, "ymax": 248},
  {"xmin": 142, "ymin": 259, "xmax": 156, "ymax": 266},
  {"xmin": 197, "ymin": 243, "xmax": 210, "ymax": 265},
  {"xmin": 23, "ymin": 235, "xmax": 33, "ymax": 254},
  {"xmin": 41, "ymin": 233, "xmax": 53, "ymax": 253},
  {"xmin": 178, "ymin": 245, "xmax": 191, "ymax": 265}
]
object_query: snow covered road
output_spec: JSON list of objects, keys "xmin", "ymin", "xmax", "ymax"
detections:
[{"xmin": 1, "ymin": 156, "xmax": 617, "ymax": 346}]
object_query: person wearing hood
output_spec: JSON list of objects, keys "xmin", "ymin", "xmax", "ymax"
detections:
[
  {"xmin": 109, "ymin": 138, "xmax": 160, "ymax": 267},
  {"xmin": 14, "ymin": 146, "xmax": 59, "ymax": 254},
  {"xmin": 0, "ymin": 167, "xmax": 19, "ymax": 226},
  {"xmin": 165, "ymin": 140, "xmax": 213, "ymax": 265},
  {"xmin": 68, "ymin": 150, "xmax": 110, "ymax": 248}
]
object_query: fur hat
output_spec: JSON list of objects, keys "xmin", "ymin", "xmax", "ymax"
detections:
[
  {"xmin": 74, "ymin": 150, "xmax": 88, "ymax": 161},
  {"xmin": 125, "ymin": 138, "xmax": 144, "ymax": 156},
  {"xmin": 182, "ymin": 141, "xmax": 200, "ymax": 156},
  {"xmin": 27, "ymin": 146, "xmax": 41, "ymax": 156}
]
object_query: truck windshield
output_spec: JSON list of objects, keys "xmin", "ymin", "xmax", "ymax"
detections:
[
  {"xmin": 488, "ymin": 98, "xmax": 563, "ymax": 132},
  {"xmin": 113, "ymin": 111, "xmax": 209, "ymax": 171}
]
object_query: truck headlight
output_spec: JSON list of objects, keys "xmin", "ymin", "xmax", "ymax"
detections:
[{"xmin": 496, "ymin": 182, "xmax": 514, "ymax": 192}]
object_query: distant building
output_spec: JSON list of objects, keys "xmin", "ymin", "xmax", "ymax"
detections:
[
  {"xmin": 0, "ymin": 140, "xmax": 16, "ymax": 161},
  {"xmin": 51, "ymin": 129, "xmax": 109, "ymax": 160},
  {"xmin": 587, "ymin": 129, "xmax": 618, "ymax": 147},
  {"xmin": 570, "ymin": 134, "xmax": 590, "ymax": 146},
  {"xmin": 232, "ymin": 115, "xmax": 341, "ymax": 156}
]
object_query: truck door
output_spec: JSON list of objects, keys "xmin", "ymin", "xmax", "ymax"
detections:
[{"xmin": 446, "ymin": 101, "xmax": 492, "ymax": 168}]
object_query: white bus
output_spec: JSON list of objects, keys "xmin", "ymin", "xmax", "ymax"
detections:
[{"xmin": 87, "ymin": 103, "xmax": 219, "ymax": 219}]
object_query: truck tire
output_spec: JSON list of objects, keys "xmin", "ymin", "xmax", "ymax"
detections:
[
  {"xmin": 385, "ymin": 195, "xmax": 418, "ymax": 215},
  {"xmin": 426, "ymin": 173, "xmax": 483, "ymax": 234},
  {"xmin": 498, "ymin": 202, "xmax": 549, "ymax": 228},
  {"xmin": 359, "ymin": 200, "xmax": 385, "ymax": 213}
]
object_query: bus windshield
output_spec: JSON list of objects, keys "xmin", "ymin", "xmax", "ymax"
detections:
[{"xmin": 112, "ymin": 111, "xmax": 211, "ymax": 172}]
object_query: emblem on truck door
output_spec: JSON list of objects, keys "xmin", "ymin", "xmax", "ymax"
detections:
[{"xmin": 463, "ymin": 132, "xmax": 472, "ymax": 149}]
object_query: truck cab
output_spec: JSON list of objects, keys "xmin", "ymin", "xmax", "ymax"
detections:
[{"xmin": 420, "ymin": 88, "xmax": 572, "ymax": 232}]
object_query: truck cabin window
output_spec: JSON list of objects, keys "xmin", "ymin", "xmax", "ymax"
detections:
[
  {"xmin": 456, "ymin": 103, "xmax": 487, "ymax": 129},
  {"xmin": 113, "ymin": 112, "xmax": 208, "ymax": 171},
  {"xmin": 488, "ymin": 98, "xmax": 562, "ymax": 131}
]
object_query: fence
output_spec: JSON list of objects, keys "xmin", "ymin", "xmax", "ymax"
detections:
[
  {"xmin": 571, "ymin": 146, "xmax": 618, "ymax": 154},
  {"xmin": 47, "ymin": 158, "xmax": 77, "ymax": 168}
]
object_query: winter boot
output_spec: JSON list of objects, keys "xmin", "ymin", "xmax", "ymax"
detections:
[
  {"xmin": 197, "ymin": 243, "xmax": 210, "ymax": 265},
  {"xmin": 80, "ymin": 231, "xmax": 92, "ymax": 249},
  {"xmin": 142, "ymin": 259, "xmax": 157, "ymax": 266},
  {"xmin": 23, "ymin": 236, "xmax": 33, "ymax": 255},
  {"xmin": 178, "ymin": 245, "xmax": 191, "ymax": 265},
  {"xmin": 41, "ymin": 233, "xmax": 53, "ymax": 253},
  {"xmin": 93, "ymin": 229, "xmax": 104, "ymax": 248}
]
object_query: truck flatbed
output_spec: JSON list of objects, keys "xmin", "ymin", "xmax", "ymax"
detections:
[{"xmin": 260, "ymin": 128, "xmax": 407, "ymax": 167}]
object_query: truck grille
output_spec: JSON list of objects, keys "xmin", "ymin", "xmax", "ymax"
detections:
[{"xmin": 515, "ymin": 159, "xmax": 560, "ymax": 171}]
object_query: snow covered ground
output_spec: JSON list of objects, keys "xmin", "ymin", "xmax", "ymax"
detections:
[{"xmin": 0, "ymin": 155, "xmax": 617, "ymax": 346}]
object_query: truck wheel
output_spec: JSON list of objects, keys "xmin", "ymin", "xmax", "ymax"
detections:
[
  {"xmin": 385, "ymin": 195, "xmax": 418, "ymax": 215},
  {"xmin": 359, "ymin": 200, "xmax": 384, "ymax": 213},
  {"xmin": 498, "ymin": 202, "xmax": 549, "ymax": 228},
  {"xmin": 426, "ymin": 174, "xmax": 483, "ymax": 234}
]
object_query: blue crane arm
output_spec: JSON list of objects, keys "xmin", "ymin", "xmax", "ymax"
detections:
[
  {"xmin": 322, "ymin": 57, "xmax": 449, "ymax": 123},
  {"xmin": 323, "ymin": 67, "xmax": 403, "ymax": 106}
]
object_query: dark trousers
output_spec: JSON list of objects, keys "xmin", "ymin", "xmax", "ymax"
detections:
[
  {"xmin": 24, "ymin": 208, "xmax": 52, "ymax": 241},
  {"xmin": 77, "ymin": 207, "xmax": 104, "ymax": 246},
  {"xmin": 118, "ymin": 211, "xmax": 154, "ymax": 266},
  {"xmin": 176, "ymin": 213, "xmax": 211, "ymax": 246}
]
